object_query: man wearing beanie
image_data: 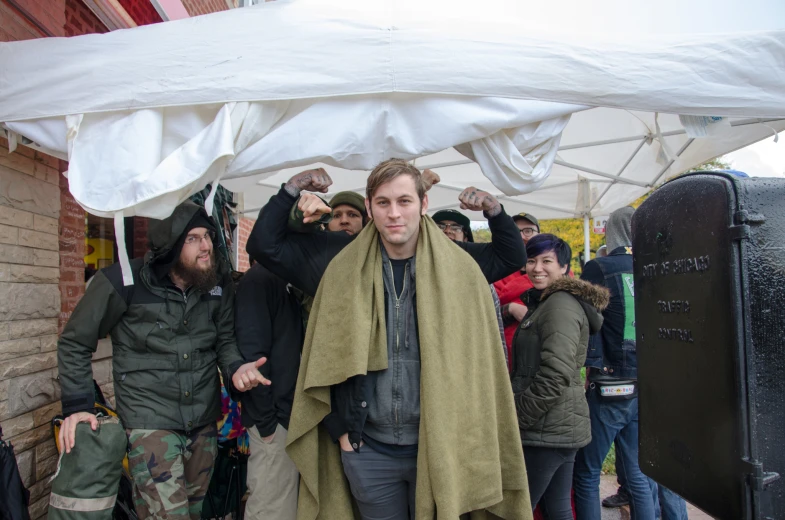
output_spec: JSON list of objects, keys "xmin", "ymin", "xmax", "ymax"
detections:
[
  {"xmin": 327, "ymin": 191, "xmax": 368, "ymax": 235},
  {"xmin": 57, "ymin": 200, "xmax": 269, "ymax": 519},
  {"xmin": 572, "ymin": 206, "xmax": 656, "ymax": 520}
]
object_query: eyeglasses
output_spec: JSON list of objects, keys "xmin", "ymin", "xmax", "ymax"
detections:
[
  {"xmin": 184, "ymin": 230, "xmax": 215, "ymax": 246},
  {"xmin": 519, "ymin": 228, "xmax": 538, "ymax": 237},
  {"xmin": 437, "ymin": 223, "xmax": 465, "ymax": 233}
]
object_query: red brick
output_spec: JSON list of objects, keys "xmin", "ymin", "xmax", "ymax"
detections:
[
  {"xmin": 64, "ymin": 0, "xmax": 106, "ymax": 37},
  {"xmin": 64, "ymin": 285, "xmax": 82, "ymax": 299},
  {"xmin": 59, "ymin": 270, "xmax": 77, "ymax": 283},
  {"xmin": 60, "ymin": 255, "xmax": 84, "ymax": 269}
]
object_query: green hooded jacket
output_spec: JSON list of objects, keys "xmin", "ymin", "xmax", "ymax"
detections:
[
  {"xmin": 511, "ymin": 277, "xmax": 609, "ymax": 449},
  {"xmin": 58, "ymin": 202, "xmax": 244, "ymax": 431}
]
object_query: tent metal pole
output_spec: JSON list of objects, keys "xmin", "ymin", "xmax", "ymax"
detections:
[
  {"xmin": 583, "ymin": 215, "xmax": 591, "ymax": 266},
  {"xmin": 581, "ymin": 177, "xmax": 591, "ymax": 265}
]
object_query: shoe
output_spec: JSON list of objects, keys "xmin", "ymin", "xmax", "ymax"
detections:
[{"xmin": 602, "ymin": 489, "xmax": 630, "ymax": 508}]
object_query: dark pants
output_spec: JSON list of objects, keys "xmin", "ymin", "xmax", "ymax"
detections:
[
  {"xmin": 340, "ymin": 447, "xmax": 417, "ymax": 520},
  {"xmin": 616, "ymin": 453, "xmax": 689, "ymax": 520},
  {"xmin": 523, "ymin": 446, "xmax": 578, "ymax": 520},
  {"xmin": 573, "ymin": 387, "xmax": 655, "ymax": 520}
]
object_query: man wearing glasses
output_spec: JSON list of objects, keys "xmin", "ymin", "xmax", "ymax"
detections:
[
  {"xmin": 57, "ymin": 200, "xmax": 267, "ymax": 519},
  {"xmin": 493, "ymin": 212, "xmax": 540, "ymax": 369}
]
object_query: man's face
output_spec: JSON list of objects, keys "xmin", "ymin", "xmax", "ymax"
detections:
[
  {"xmin": 327, "ymin": 204, "xmax": 364, "ymax": 236},
  {"xmin": 179, "ymin": 227, "xmax": 214, "ymax": 273},
  {"xmin": 173, "ymin": 226, "xmax": 218, "ymax": 291},
  {"xmin": 437, "ymin": 219, "xmax": 466, "ymax": 242},
  {"xmin": 515, "ymin": 219, "xmax": 539, "ymax": 244},
  {"xmin": 366, "ymin": 175, "xmax": 428, "ymax": 252}
]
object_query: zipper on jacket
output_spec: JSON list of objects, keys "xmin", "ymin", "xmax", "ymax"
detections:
[{"xmin": 386, "ymin": 260, "xmax": 408, "ymax": 428}]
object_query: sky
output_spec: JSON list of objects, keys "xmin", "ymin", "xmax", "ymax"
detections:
[{"xmin": 726, "ymin": 134, "xmax": 785, "ymax": 177}]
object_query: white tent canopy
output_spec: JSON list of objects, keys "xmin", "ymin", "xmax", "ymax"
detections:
[{"xmin": 1, "ymin": 0, "xmax": 784, "ymax": 225}]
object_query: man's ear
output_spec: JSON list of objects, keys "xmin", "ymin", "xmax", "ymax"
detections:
[
  {"xmin": 421, "ymin": 194, "xmax": 429, "ymax": 215},
  {"xmin": 364, "ymin": 198, "xmax": 373, "ymax": 221}
]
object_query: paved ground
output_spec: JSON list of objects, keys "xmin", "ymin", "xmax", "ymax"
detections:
[{"xmin": 599, "ymin": 475, "xmax": 714, "ymax": 520}]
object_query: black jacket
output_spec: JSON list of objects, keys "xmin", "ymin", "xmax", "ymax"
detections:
[
  {"xmin": 247, "ymin": 187, "xmax": 526, "ymax": 447},
  {"xmin": 235, "ymin": 263, "xmax": 304, "ymax": 436},
  {"xmin": 580, "ymin": 247, "xmax": 638, "ymax": 381}
]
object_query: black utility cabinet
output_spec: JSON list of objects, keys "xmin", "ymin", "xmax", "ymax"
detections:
[{"xmin": 633, "ymin": 172, "xmax": 783, "ymax": 520}]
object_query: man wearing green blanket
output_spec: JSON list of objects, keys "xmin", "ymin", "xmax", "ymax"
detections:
[{"xmin": 247, "ymin": 159, "xmax": 532, "ymax": 520}]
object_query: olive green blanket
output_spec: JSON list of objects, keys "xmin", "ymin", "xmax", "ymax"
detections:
[{"xmin": 286, "ymin": 216, "xmax": 532, "ymax": 519}]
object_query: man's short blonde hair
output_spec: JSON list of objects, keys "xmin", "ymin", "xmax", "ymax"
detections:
[{"xmin": 366, "ymin": 159, "xmax": 425, "ymax": 202}]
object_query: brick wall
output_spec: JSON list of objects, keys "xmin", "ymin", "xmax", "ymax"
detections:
[
  {"xmin": 181, "ymin": 0, "xmax": 228, "ymax": 17},
  {"xmin": 237, "ymin": 217, "xmax": 254, "ymax": 272},
  {"xmin": 0, "ymin": 137, "xmax": 64, "ymax": 519},
  {"xmin": 0, "ymin": 2, "xmax": 111, "ymax": 516},
  {"xmin": 58, "ymin": 162, "xmax": 85, "ymax": 334},
  {"xmin": 133, "ymin": 216, "xmax": 149, "ymax": 258},
  {"xmin": 117, "ymin": 0, "xmax": 162, "ymax": 25},
  {"xmin": 64, "ymin": 0, "xmax": 108, "ymax": 36}
]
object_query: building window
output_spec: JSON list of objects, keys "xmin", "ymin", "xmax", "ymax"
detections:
[{"xmin": 85, "ymin": 214, "xmax": 116, "ymax": 282}]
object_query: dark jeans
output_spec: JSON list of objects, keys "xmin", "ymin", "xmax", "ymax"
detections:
[
  {"xmin": 340, "ymin": 446, "xmax": 417, "ymax": 520},
  {"xmin": 523, "ymin": 446, "xmax": 578, "ymax": 520},
  {"xmin": 573, "ymin": 387, "xmax": 655, "ymax": 520},
  {"xmin": 616, "ymin": 454, "xmax": 689, "ymax": 520}
]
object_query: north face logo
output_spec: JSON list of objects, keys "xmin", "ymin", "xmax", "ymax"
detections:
[{"xmin": 209, "ymin": 286, "xmax": 222, "ymax": 296}]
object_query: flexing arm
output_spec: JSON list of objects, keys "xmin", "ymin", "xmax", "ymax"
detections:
[
  {"xmin": 247, "ymin": 169, "xmax": 351, "ymax": 296},
  {"xmin": 455, "ymin": 187, "xmax": 526, "ymax": 283}
]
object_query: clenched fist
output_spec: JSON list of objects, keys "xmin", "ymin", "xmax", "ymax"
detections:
[
  {"xmin": 284, "ymin": 168, "xmax": 333, "ymax": 197},
  {"xmin": 421, "ymin": 169, "xmax": 441, "ymax": 192},
  {"xmin": 458, "ymin": 186, "xmax": 501, "ymax": 217},
  {"xmin": 299, "ymin": 192, "xmax": 333, "ymax": 224}
]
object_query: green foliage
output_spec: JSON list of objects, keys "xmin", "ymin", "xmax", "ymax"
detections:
[
  {"xmin": 539, "ymin": 219, "xmax": 604, "ymax": 277},
  {"xmin": 472, "ymin": 228, "xmax": 492, "ymax": 243},
  {"xmin": 602, "ymin": 444, "xmax": 617, "ymax": 475}
]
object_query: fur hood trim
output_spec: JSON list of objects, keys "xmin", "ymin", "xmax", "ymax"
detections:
[{"xmin": 541, "ymin": 277, "xmax": 610, "ymax": 311}]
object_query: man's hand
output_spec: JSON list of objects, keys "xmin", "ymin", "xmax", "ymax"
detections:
[
  {"xmin": 421, "ymin": 169, "xmax": 441, "ymax": 192},
  {"xmin": 338, "ymin": 433, "xmax": 364, "ymax": 452},
  {"xmin": 284, "ymin": 168, "xmax": 333, "ymax": 197},
  {"xmin": 508, "ymin": 302, "xmax": 528, "ymax": 322},
  {"xmin": 458, "ymin": 186, "xmax": 502, "ymax": 217},
  {"xmin": 299, "ymin": 193, "xmax": 333, "ymax": 224},
  {"xmin": 232, "ymin": 357, "xmax": 271, "ymax": 392},
  {"xmin": 59, "ymin": 412, "xmax": 98, "ymax": 454}
]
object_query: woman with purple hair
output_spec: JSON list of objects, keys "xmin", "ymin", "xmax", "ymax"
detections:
[{"xmin": 510, "ymin": 233, "xmax": 609, "ymax": 518}]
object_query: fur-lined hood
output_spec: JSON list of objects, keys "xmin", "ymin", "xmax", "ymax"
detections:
[{"xmin": 541, "ymin": 277, "xmax": 610, "ymax": 334}]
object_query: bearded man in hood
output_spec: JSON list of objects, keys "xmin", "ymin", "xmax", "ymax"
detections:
[{"xmin": 57, "ymin": 201, "xmax": 268, "ymax": 520}]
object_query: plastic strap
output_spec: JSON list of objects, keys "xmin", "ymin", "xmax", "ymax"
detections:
[
  {"xmin": 654, "ymin": 113, "xmax": 676, "ymax": 162},
  {"xmin": 6, "ymin": 129, "xmax": 18, "ymax": 153},
  {"xmin": 114, "ymin": 211, "xmax": 134, "ymax": 286},
  {"xmin": 758, "ymin": 120, "xmax": 780, "ymax": 143},
  {"xmin": 204, "ymin": 168, "xmax": 227, "ymax": 217},
  {"xmin": 49, "ymin": 492, "xmax": 117, "ymax": 512}
]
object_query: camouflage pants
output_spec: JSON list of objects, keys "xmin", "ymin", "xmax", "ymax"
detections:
[{"xmin": 127, "ymin": 423, "xmax": 217, "ymax": 520}]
